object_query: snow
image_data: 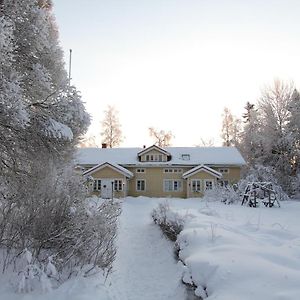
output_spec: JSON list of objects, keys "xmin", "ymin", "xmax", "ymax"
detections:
[
  {"xmin": 109, "ymin": 197, "xmax": 186, "ymax": 300},
  {"xmin": 45, "ymin": 118, "xmax": 73, "ymax": 141},
  {"xmin": 83, "ymin": 162, "xmax": 134, "ymax": 178},
  {"xmin": 2, "ymin": 197, "xmax": 300, "ymax": 299},
  {"xmin": 161, "ymin": 198, "xmax": 300, "ymax": 300},
  {"xmin": 182, "ymin": 164, "xmax": 222, "ymax": 178},
  {"xmin": 76, "ymin": 146, "xmax": 246, "ymax": 166}
]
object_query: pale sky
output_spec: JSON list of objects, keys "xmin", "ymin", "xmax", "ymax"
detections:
[{"xmin": 53, "ymin": 0, "xmax": 300, "ymax": 147}]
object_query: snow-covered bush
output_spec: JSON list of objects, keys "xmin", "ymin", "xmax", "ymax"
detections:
[
  {"xmin": 203, "ymin": 185, "xmax": 240, "ymax": 204},
  {"xmin": 17, "ymin": 249, "xmax": 54, "ymax": 293},
  {"xmin": 0, "ymin": 164, "xmax": 121, "ymax": 279},
  {"xmin": 152, "ymin": 202, "xmax": 184, "ymax": 241}
]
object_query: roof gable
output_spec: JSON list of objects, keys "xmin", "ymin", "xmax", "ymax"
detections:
[
  {"xmin": 83, "ymin": 162, "xmax": 133, "ymax": 178},
  {"xmin": 138, "ymin": 145, "xmax": 171, "ymax": 157},
  {"xmin": 182, "ymin": 165, "xmax": 222, "ymax": 179}
]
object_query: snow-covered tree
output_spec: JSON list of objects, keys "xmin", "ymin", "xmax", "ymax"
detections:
[
  {"xmin": 149, "ymin": 127, "xmax": 174, "ymax": 147},
  {"xmin": 0, "ymin": 0, "xmax": 119, "ymax": 281},
  {"xmin": 239, "ymin": 103, "xmax": 265, "ymax": 167},
  {"xmin": 237, "ymin": 80, "xmax": 299, "ymax": 194},
  {"xmin": 221, "ymin": 107, "xmax": 241, "ymax": 147},
  {"xmin": 287, "ymin": 89, "xmax": 300, "ymax": 176},
  {"xmin": 257, "ymin": 80, "xmax": 295, "ymax": 193},
  {"xmin": 101, "ymin": 105, "xmax": 123, "ymax": 148}
]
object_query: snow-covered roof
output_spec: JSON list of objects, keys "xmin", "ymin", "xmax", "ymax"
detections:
[
  {"xmin": 83, "ymin": 162, "xmax": 134, "ymax": 178},
  {"xmin": 76, "ymin": 147, "xmax": 246, "ymax": 166}
]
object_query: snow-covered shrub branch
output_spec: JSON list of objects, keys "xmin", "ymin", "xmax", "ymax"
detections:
[
  {"xmin": 152, "ymin": 202, "xmax": 185, "ymax": 242},
  {"xmin": 203, "ymin": 185, "xmax": 240, "ymax": 204}
]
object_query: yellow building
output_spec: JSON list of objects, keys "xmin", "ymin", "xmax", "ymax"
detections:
[{"xmin": 77, "ymin": 145, "xmax": 246, "ymax": 198}]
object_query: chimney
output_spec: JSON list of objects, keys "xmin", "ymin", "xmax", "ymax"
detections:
[{"xmin": 102, "ymin": 143, "xmax": 107, "ymax": 149}]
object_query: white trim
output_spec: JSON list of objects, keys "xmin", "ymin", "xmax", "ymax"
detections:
[
  {"xmin": 191, "ymin": 179, "xmax": 201, "ymax": 192},
  {"xmin": 83, "ymin": 162, "xmax": 133, "ymax": 178},
  {"xmin": 93, "ymin": 178, "xmax": 102, "ymax": 191},
  {"xmin": 113, "ymin": 178, "xmax": 123, "ymax": 192},
  {"xmin": 163, "ymin": 168, "xmax": 183, "ymax": 173},
  {"xmin": 182, "ymin": 165, "xmax": 222, "ymax": 179},
  {"xmin": 138, "ymin": 144, "xmax": 170, "ymax": 157},
  {"xmin": 219, "ymin": 168, "xmax": 229, "ymax": 174},
  {"xmin": 204, "ymin": 179, "xmax": 214, "ymax": 191},
  {"xmin": 163, "ymin": 179, "xmax": 183, "ymax": 192},
  {"xmin": 136, "ymin": 179, "xmax": 146, "ymax": 192}
]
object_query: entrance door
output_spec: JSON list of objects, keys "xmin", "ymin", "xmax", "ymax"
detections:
[{"xmin": 101, "ymin": 179, "xmax": 113, "ymax": 199}]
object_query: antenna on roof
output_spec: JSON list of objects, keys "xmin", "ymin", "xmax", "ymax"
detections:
[{"xmin": 68, "ymin": 49, "xmax": 72, "ymax": 85}]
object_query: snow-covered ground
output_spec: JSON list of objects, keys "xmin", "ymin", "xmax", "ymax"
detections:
[
  {"xmin": 1, "ymin": 197, "xmax": 300, "ymax": 299},
  {"xmin": 160, "ymin": 198, "xmax": 300, "ymax": 299},
  {"xmin": 109, "ymin": 197, "xmax": 186, "ymax": 300}
]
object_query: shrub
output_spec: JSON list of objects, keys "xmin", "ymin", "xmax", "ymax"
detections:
[
  {"xmin": 204, "ymin": 185, "xmax": 240, "ymax": 204},
  {"xmin": 152, "ymin": 202, "xmax": 184, "ymax": 242}
]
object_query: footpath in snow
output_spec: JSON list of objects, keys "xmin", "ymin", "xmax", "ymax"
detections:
[{"xmin": 109, "ymin": 197, "xmax": 186, "ymax": 300}]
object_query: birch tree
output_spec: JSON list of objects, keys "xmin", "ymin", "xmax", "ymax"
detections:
[
  {"xmin": 221, "ymin": 107, "xmax": 241, "ymax": 147},
  {"xmin": 101, "ymin": 105, "xmax": 123, "ymax": 148},
  {"xmin": 149, "ymin": 127, "xmax": 174, "ymax": 147}
]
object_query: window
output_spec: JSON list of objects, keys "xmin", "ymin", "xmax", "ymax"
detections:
[
  {"xmin": 136, "ymin": 168, "xmax": 145, "ymax": 173},
  {"xmin": 114, "ymin": 180, "xmax": 123, "ymax": 191},
  {"xmin": 145, "ymin": 154, "xmax": 165, "ymax": 162},
  {"xmin": 218, "ymin": 180, "xmax": 229, "ymax": 187},
  {"xmin": 181, "ymin": 154, "xmax": 190, "ymax": 161},
  {"xmin": 93, "ymin": 179, "xmax": 101, "ymax": 191},
  {"xmin": 164, "ymin": 180, "xmax": 182, "ymax": 192},
  {"xmin": 136, "ymin": 180, "xmax": 146, "ymax": 191},
  {"xmin": 205, "ymin": 180, "xmax": 214, "ymax": 190},
  {"xmin": 164, "ymin": 168, "xmax": 182, "ymax": 173},
  {"xmin": 191, "ymin": 180, "xmax": 201, "ymax": 192},
  {"xmin": 219, "ymin": 168, "xmax": 229, "ymax": 174}
]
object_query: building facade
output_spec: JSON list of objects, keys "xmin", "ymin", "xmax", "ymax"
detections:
[{"xmin": 77, "ymin": 145, "xmax": 246, "ymax": 199}]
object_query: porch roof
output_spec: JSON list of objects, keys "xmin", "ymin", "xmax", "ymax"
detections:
[
  {"xmin": 182, "ymin": 165, "xmax": 222, "ymax": 179},
  {"xmin": 83, "ymin": 162, "xmax": 134, "ymax": 178}
]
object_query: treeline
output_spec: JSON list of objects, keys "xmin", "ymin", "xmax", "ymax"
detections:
[{"xmin": 221, "ymin": 80, "xmax": 300, "ymax": 196}]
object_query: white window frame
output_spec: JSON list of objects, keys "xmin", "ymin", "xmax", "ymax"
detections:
[
  {"xmin": 204, "ymin": 180, "xmax": 214, "ymax": 190},
  {"xmin": 218, "ymin": 179, "xmax": 229, "ymax": 187},
  {"xmin": 93, "ymin": 179, "xmax": 101, "ymax": 191},
  {"xmin": 136, "ymin": 179, "xmax": 146, "ymax": 191},
  {"xmin": 114, "ymin": 179, "xmax": 123, "ymax": 191},
  {"xmin": 163, "ymin": 180, "xmax": 183, "ymax": 192},
  {"xmin": 163, "ymin": 168, "xmax": 183, "ymax": 173},
  {"xmin": 219, "ymin": 168, "xmax": 229, "ymax": 174},
  {"xmin": 191, "ymin": 179, "xmax": 201, "ymax": 192},
  {"xmin": 145, "ymin": 153, "xmax": 165, "ymax": 162},
  {"xmin": 136, "ymin": 168, "xmax": 145, "ymax": 173}
]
